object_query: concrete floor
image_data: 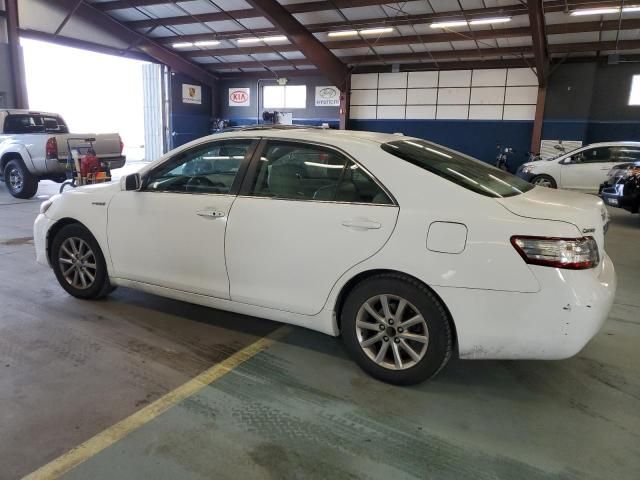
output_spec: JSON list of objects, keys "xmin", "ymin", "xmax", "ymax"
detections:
[{"xmin": 1, "ymin": 178, "xmax": 639, "ymax": 480}]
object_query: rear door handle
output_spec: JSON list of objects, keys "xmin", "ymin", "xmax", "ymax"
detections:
[
  {"xmin": 342, "ymin": 218, "xmax": 381, "ymax": 230},
  {"xmin": 196, "ymin": 209, "xmax": 226, "ymax": 219}
]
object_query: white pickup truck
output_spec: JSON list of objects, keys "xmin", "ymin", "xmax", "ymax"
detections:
[{"xmin": 0, "ymin": 110, "xmax": 126, "ymax": 198}]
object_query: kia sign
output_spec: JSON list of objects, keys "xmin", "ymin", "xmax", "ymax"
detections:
[
  {"xmin": 315, "ymin": 86, "xmax": 340, "ymax": 106},
  {"xmin": 182, "ymin": 83, "xmax": 202, "ymax": 105},
  {"xmin": 229, "ymin": 88, "xmax": 250, "ymax": 107}
]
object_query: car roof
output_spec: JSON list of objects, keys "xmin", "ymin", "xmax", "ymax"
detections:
[
  {"xmin": 212, "ymin": 126, "xmax": 406, "ymax": 145},
  {"xmin": 3, "ymin": 109, "xmax": 62, "ymax": 117}
]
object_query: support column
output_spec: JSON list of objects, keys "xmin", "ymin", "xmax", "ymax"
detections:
[
  {"xmin": 6, "ymin": 0, "xmax": 28, "ymax": 109},
  {"xmin": 531, "ymin": 86, "xmax": 546, "ymax": 154},
  {"xmin": 339, "ymin": 76, "xmax": 350, "ymax": 130}
]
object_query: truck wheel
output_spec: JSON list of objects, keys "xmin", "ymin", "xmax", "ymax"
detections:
[{"xmin": 4, "ymin": 159, "xmax": 39, "ymax": 199}]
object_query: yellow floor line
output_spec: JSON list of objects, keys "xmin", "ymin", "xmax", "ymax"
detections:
[{"xmin": 22, "ymin": 326, "xmax": 289, "ymax": 480}]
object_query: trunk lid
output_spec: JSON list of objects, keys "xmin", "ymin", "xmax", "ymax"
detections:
[{"xmin": 496, "ymin": 186, "xmax": 608, "ymax": 251}]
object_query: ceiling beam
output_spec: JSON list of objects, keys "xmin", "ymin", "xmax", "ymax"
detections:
[
  {"xmin": 209, "ymin": 46, "xmax": 533, "ymax": 71},
  {"xmin": 549, "ymin": 39, "xmax": 640, "ymax": 53},
  {"xmin": 243, "ymin": 0, "xmax": 349, "ymax": 90},
  {"xmin": 47, "ymin": 0, "xmax": 219, "ymax": 87},
  {"xmin": 181, "ymin": 18, "xmax": 640, "ymax": 58},
  {"xmin": 528, "ymin": 0, "xmax": 549, "ymax": 86},
  {"xmin": 124, "ymin": 2, "xmax": 529, "ymax": 30}
]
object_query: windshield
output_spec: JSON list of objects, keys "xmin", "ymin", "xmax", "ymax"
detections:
[
  {"xmin": 3, "ymin": 114, "xmax": 69, "ymax": 134},
  {"xmin": 381, "ymin": 139, "xmax": 533, "ymax": 198}
]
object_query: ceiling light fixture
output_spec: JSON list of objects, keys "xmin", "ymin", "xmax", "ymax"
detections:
[
  {"xmin": 359, "ymin": 27, "xmax": 395, "ymax": 35},
  {"xmin": 327, "ymin": 30, "xmax": 359, "ymax": 37},
  {"xmin": 469, "ymin": 16, "xmax": 511, "ymax": 25},
  {"xmin": 327, "ymin": 27, "xmax": 394, "ymax": 37},
  {"xmin": 193, "ymin": 40, "xmax": 221, "ymax": 47},
  {"xmin": 236, "ymin": 35, "xmax": 288, "ymax": 44},
  {"xmin": 569, "ymin": 7, "xmax": 622, "ymax": 16},
  {"xmin": 430, "ymin": 20, "xmax": 468, "ymax": 28},
  {"xmin": 172, "ymin": 42, "xmax": 194, "ymax": 48}
]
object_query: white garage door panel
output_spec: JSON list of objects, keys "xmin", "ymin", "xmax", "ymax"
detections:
[
  {"xmin": 408, "ymin": 71, "xmax": 439, "ymax": 88},
  {"xmin": 351, "ymin": 89, "xmax": 378, "ymax": 106},
  {"xmin": 470, "ymin": 86, "xmax": 505, "ymax": 104},
  {"xmin": 505, "ymin": 86, "xmax": 538, "ymax": 104},
  {"xmin": 438, "ymin": 87, "xmax": 471, "ymax": 105},
  {"xmin": 377, "ymin": 105, "xmax": 406, "ymax": 119},
  {"xmin": 406, "ymin": 105, "xmax": 436, "ymax": 119},
  {"xmin": 350, "ymin": 105, "xmax": 377, "ymax": 119},
  {"xmin": 437, "ymin": 105, "xmax": 469, "ymax": 119},
  {"xmin": 439, "ymin": 70, "xmax": 472, "ymax": 87},
  {"xmin": 507, "ymin": 67, "xmax": 538, "ymax": 86},
  {"xmin": 351, "ymin": 73, "xmax": 379, "ymax": 89},
  {"xmin": 379, "ymin": 72, "xmax": 408, "ymax": 89},
  {"xmin": 469, "ymin": 105, "xmax": 504, "ymax": 120},
  {"xmin": 503, "ymin": 105, "xmax": 536, "ymax": 120},
  {"xmin": 377, "ymin": 89, "xmax": 407, "ymax": 105},
  {"xmin": 226, "ymin": 198, "xmax": 399, "ymax": 315},
  {"xmin": 472, "ymin": 69, "xmax": 507, "ymax": 86},
  {"xmin": 407, "ymin": 88, "xmax": 438, "ymax": 104}
]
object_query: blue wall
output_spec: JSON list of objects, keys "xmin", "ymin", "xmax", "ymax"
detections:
[
  {"xmin": 170, "ymin": 72, "xmax": 212, "ymax": 148},
  {"xmin": 350, "ymin": 119, "xmax": 534, "ymax": 168}
]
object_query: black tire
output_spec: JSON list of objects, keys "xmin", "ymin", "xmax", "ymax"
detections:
[
  {"xmin": 341, "ymin": 273, "xmax": 453, "ymax": 385},
  {"xmin": 51, "ymin": 224, "xmax": 113, "ymax": 300},
  {"xmin": 530, "ymin": 174, "xmax": 557, "ymax": 189},
  {"xmin": 3, "ymin": 159, "xmax": 39, "ymax": 199}
]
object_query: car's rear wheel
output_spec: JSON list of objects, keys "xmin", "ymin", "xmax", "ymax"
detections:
[
  {"xmin": 341, "ymin": 274, "xmax": 453, "ymax": 385},
  {"xmin": 531, "ymin": 174, "xmax": 557, "ymax": 188},
  {"xmin": 4, "ymin": 159, "xmax": 39, "ymax": 199},
  {"xmin": 51, "ymin": 224, "xmax": 113, "ymax": 299}
]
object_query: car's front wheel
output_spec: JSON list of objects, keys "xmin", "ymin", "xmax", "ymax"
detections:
[
  {"xmin": 51, "ymin": 224, "xmax": 114, "ymax": 299},
  {"xmin": 531, "ymin": 174, "xmax": 557, "ymax": 188},
  {"xmin": 341, "ymin": 274, "xmax": 453, "ymax": 385}
]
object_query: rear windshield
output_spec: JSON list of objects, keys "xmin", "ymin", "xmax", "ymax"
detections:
[
  {"xmin": 3, "ymin": 114, "xmax": 69, "ymax": 134},
  {"xmin": 381, "ymin": 139, "xmax": 533, "ymax": 198}
]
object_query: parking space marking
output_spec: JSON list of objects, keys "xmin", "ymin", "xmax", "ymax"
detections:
[{"xmin": 22, "ymin": 326, "xmax": 290, "ymax": 480}]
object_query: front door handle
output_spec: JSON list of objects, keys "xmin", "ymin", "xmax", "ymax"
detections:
[
  {"xmin": 196, "ymin": 209, "xmax": 226, "ymax": 219},
  {"xmin": 342, "ymin": 218, "xmax": 381, "ymax": 230}
]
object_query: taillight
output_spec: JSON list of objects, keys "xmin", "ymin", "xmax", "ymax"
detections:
[
  {"xmin": 119, "ymin": 139, "xmax": 124, "ymax": 154},
  {"xmin": 511, "ymin": 236, "xmax": 599, "ymax": 270},
  {"xmin": 46, "ymin": 137, "xmax": 58, "ymax": 160}
]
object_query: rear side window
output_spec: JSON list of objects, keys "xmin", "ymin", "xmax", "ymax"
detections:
[
  {"xmin": 381, "ymin": 139, "xmax": 533, "ymax": 198},
  {"xmin": 3, "ymin": 114, "xmax": 69, "ymax": 134},
  {"xmin": 249, "ymin": 140, "xmax": 392, "ymax": 204}
]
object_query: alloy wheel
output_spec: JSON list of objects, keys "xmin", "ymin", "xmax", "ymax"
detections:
[
  {"xmin": 8, "ymin": 168, "xmax": 23, "ymax": 192},
  {"xmin": 533, "ymin": 177, "xmax": 552, "ymax": 187},
  {"xmin": 355, "ymin": 294, "xmax": 429, "ymax": 370},
  {"xmin": 58, "ymin": 237, "xmax": 98, "ymax": 290}
]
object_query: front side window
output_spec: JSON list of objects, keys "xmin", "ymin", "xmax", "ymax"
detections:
[
  {"xmin": 381, "ymin": 139, "xmax": 533, "ymax": 198},
  {"xmin": 144, "ymin": 140, "xmax": 255, "ymax": 194},
  {"xmin": 572, "ymin": 147, "xmax": 613, "ymax": 164},
  {"xmin": 249, "ymin": 140, "xmax": 392, "ymax": 204}
]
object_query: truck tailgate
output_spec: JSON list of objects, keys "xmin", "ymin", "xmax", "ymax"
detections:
[{"xmin": 54, "ymin": 133, "xmax": 125, "ymax": 166}]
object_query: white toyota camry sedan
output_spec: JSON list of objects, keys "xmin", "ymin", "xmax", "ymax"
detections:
[{"xmin": 34, "ymin": 128, "xmax": 616, "ymax": 385}]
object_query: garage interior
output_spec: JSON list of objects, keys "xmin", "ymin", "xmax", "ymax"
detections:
[{"xmin": 1, "ymin": 1, "xmax": 639, "ymax": 479}]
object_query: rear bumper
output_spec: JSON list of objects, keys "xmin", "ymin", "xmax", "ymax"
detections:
[{"xmin": 434, "ymin": 254, "xmax": 616, "ymax": 360}]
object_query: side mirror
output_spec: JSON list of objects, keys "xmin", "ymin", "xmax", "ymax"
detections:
[{"xmin": 124, "ymin": 173, "xmax": 142, "ymax": 191}]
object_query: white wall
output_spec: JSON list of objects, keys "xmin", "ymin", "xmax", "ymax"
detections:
[{"xmin": 350, "ymin": 68, "xmax": 539, "ymax": 121}]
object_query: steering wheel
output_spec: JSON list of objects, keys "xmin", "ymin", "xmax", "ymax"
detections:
[{"xmin": 185, "ymin": 176, "xmax": 225, "ymax": 193}]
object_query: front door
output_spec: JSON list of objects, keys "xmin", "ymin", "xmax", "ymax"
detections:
[
  {"xmin": 107, "ymin": 138, "xmax": 257, "ymax": 297},
  {"xmin": 225, "ymin": 140, "xmax": 399, "ymax": 315},
  {"xmin": 560, "ymin": 146, "xmax": 618, "ymax": 193}
]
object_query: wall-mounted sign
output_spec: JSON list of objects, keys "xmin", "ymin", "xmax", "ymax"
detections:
[
  {"xmin": 182, "ymin": 83, "xmax": 202, "ymax": 104},
  {"xmin": 229, "ymin": 88, "xmax": 250, "ymax": 107},
  {"xmin": 315, "ymin": 86, "xmax": 340, "ymax": 106}
]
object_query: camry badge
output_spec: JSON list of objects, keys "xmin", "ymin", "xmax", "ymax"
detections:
[{"xmin": 582, "ymin": 227, "xmax": 596, "ymax": 234}]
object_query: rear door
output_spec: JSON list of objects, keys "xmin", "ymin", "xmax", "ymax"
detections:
[
  {"xmin": 225, "ymin": 139, "xmax": 399, "ymax": 315},
  {"xmin": 560, "ymin": 146, "xmax": 618, "ymax": 193}
]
